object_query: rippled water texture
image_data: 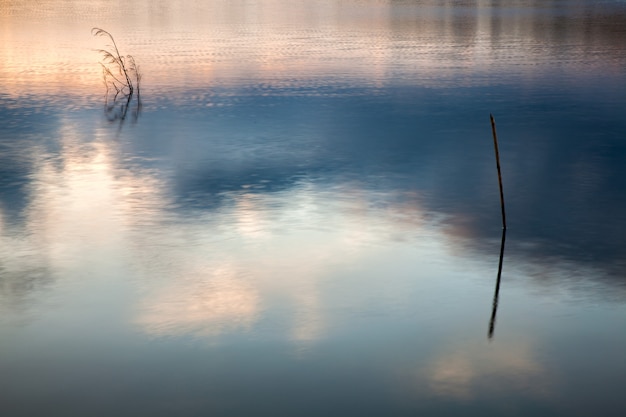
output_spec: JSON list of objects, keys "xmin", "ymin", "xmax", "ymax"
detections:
[{"xmin": 1, "ymin": 1, "xmax": 626, "ymax": 416}]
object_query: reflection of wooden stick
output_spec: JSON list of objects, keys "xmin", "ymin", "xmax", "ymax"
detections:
[
  {"xmin": 490, "ymin": 114, "xmax": 507, "ymax": 230},
  {"xmin": 488, "ymin": 228, "xmax": 507, "ymax": 339}
]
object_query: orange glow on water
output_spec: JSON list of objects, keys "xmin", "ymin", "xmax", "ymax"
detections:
[{"xmin": 2, "ymin": 0, "xmax": 621, "ymax": 101}]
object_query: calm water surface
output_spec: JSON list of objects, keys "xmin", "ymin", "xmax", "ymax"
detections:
[{"xmin": 1, "ymin": 1, "xmax": 626, "ymax": 416}]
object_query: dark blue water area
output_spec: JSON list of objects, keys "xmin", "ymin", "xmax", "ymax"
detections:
[
  {"xmin": 4, "ymin": 322, "xmax": 624, "ymax": 417},
  {"xmin": 0, "ymin": 96, "xmax": 64, "ymax": 220}
]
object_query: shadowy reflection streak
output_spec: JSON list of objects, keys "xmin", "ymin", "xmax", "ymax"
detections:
[{"xmin": 488, "ymin": 229, "xmax": 507, "ymax": 339}]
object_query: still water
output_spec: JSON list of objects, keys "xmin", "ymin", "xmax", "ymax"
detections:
[{"xmin": 1, "ymin": 1, "xmax": 626, "ymax": 416}]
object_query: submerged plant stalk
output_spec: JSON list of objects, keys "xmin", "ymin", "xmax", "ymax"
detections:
[{"xmin": 490, "ymin": 114, "xmax": 507, "ymax": 230}]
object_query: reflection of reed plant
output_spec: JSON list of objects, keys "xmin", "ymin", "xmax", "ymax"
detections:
[{"xmin": 92, "ymin": 27, "xmax": 142, "ymax": 123}]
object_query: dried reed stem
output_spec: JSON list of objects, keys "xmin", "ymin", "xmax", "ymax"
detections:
[{"xmin": 490, "ymin": 114, "xmax": 507, "ymax": 230}]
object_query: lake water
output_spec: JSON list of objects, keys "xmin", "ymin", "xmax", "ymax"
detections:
[{"xmin": 1, "ymin": 1, "xmax": 626, "ymax": 416}]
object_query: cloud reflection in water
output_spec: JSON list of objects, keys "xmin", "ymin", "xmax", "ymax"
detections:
[
  {"xmin": 427, "ymin": 340, "xmax": 547, "ymax": 401},
  {"xmin": 136, "ymin": 263, "xmax": 260, "ymax": 338}
]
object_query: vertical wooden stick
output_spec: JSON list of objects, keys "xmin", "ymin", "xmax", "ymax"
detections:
[{"xmin": 490, "ymin": 114, "xmax": 507, "ymax": 230}]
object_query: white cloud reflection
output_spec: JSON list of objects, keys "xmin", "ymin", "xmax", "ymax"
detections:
[
  {"xmin": 135, "ymin": 262, "xmax": 260, "ymax": 338},
  {"xmin": 427, "ymin": 340, "xmax": 548, "ymax": 400},
  {"xmin": 130, "ymin": 187, "xmax": 423, "ymax": 342}
]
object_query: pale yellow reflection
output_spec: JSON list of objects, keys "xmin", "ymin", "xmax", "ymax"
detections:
[
  {"xmin": 0, "ymin": 114, "xmax": 170, "ymax": 321},
  {"xmin": 234, "ymin": 193, "xmax": 270, "ymax": 239},
  {"xmin": 17, "ymin": 116, "xmax": 166, "ymax": 272},
  {"xmin": 427, "ymin": 340, "xmax": 547, "ymax": 400},
  {"xmin": 136, "ymin": 263, "xmax": 260, "ymax": 338},
  {"xmin": 291, "ymin": 288, "xmax": 323, "ymax": 344}
]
